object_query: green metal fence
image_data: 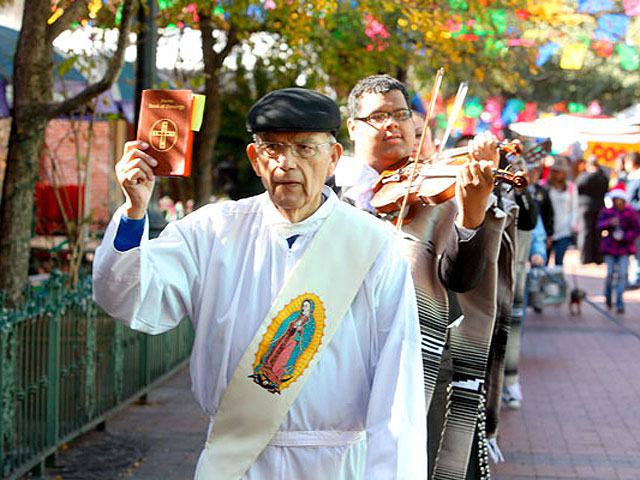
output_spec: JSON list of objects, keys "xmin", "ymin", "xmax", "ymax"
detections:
[{"xmin": 0, "ymin": 273, "xmax": 194, "ymax": 479}]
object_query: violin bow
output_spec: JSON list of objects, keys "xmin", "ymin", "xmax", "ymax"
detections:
[
  {"xmin": 396, "ymin": 67, "xmax": 445, "ymax": 230},
  {"xmin": 435, "ymin": 81, "xmax": 468, "ymax": 163}
]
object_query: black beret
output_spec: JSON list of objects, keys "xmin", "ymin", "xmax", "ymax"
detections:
[{"xmin": 247, "ymin": 88, "xmax": 341, "ymax": 134}]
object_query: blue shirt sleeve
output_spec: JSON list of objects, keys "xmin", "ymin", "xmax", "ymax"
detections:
[
  {"xmin": 114, "ymin": 215, "xmax": 145, "ymax": 252},
  {"xmin": 529, "ymin": 215, "xmax": 547, "ymax": 262}
]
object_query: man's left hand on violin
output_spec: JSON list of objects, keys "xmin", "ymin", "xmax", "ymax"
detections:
[
  {"xmin": 455, "ymin": 133, "xmax": 499, "ymax": 229},
  {"xmin": 467, "ymin": 132, "xmax": 500, "ymax": 167}
]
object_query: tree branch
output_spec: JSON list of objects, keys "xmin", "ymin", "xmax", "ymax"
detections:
[
  {"xmin": 213, "ymin": 26, "xmax": 239, "ymax": 69},
  {"xmin": 47, "ymin": 0, "xmax": 90, "ymax": 42},
  {"xmin": 200, "ymin": 11, "xmax": 216, "ymax": 74},
  {"xmin": 199, "ymin": 9, "xmax": 244, "ymax": 72},
  {"xmin": 45, "ymin": 0, "xmax": 136, "ymax": 119}
]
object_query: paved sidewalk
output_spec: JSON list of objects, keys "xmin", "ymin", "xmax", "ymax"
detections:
[
  {"xmin": 46, "ymin": 368, "xmax": 206, "ymax": 479},
  {"xmin": 47, "ymin": 250, "xmax": 640, "ymax": 479},
  {"xmin": 494, "ymin": 250, "xmax": 640, "ymax": 480}
]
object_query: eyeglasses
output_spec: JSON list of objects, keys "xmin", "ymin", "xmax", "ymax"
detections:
[
  {"xmin": 354, "ymin": 108, "xmax": 412, "ymax": 126},
  {"xmin": 255, "ymin": 141, "xmax": 335, "ymax": 159}
]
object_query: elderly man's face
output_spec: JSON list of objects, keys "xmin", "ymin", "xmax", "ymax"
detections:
[
  {"xmin": 347, "ymin": 90, "xmax": 415, "ymax": 173},
  {"xmin": 247, "ymin": 132, "xmax": 341, "ymax": 223}
]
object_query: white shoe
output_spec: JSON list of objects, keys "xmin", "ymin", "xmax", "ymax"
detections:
[
  {"xmin": 502, "ymin": 383, "xmax": 523, "ymax": 409},
  {"xmin": 487, "ymin": 437, "xmax": 505, "ymax": 463}
]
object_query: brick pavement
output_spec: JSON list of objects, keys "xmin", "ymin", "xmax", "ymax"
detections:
[
  {"xmin": 49, "ymin": 249, "xmax": 640, "ymax": 479},
  {"xmin": 494, "ymin": 249, "xmax": 640, "ymax": 480}
]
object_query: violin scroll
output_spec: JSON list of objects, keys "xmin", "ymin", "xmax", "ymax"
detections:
[{"xmin": 492, "ymin": 168, "xmax": 528, "ymax": 191}]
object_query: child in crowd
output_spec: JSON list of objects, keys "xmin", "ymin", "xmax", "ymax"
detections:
[{"xmin": 596, "ymin": 184, "xmax": 640, "ymax": 314}]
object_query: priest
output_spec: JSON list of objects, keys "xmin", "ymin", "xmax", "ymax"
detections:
[{"xmin": 92, "ymin": 87, "xmax": 426, "ymax": 479}]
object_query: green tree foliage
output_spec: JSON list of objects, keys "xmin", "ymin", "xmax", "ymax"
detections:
[
  {"xmin": 145, "ymin": 0, "xmax": 640, "ymax": 206},
  {"xmin": 510, "ymin": 54, "xmax": 640, "ymax": 113},
  {"xmin": 408, "ymin": 0, "xmax": 640, "ymax": 111},
  {"xmin": 4, "ymin": 0, "xmax": 638, "ymax": 298}
]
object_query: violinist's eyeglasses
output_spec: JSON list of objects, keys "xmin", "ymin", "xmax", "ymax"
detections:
[
  {"xmin": 255, "ymin": 141, "xmax": 336, "ymax": 159},
  {"xmin": 354, "ymin": 108, "xmax": 412, "ymax": 126}
]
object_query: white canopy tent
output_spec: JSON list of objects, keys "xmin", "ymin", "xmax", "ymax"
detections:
[
  {"xmin": 508, "ymin": 114, "xmax": 640, "ymax": 166},
  {"xmin": 509, "ymin": 114, "xmax": 640, "ymax": 144},
  {"xmin": 616, "ymin": 104, "xmax": 640, "ymax": 125}
]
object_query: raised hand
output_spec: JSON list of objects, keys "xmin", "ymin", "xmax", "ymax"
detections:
[
  {"xmin": 453, "ymin": 132, "xmax": 501, "ymax": 229},
  {"xmin": 468, "ymin": 131, "xmax": 500, "ymax": 166},
  {"xmin": 115, "ymin": 141, "xmax": 158, "ymax": 219},
  {"xmin": 455, "ymin": 159, "xmax": 495, "ymax": 229}
]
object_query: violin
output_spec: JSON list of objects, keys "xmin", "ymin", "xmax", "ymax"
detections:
[{"xmin": 370, "ymin": 140, "xmax": 528, "ymax": 220}]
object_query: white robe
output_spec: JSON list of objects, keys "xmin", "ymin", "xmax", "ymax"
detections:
[{"xmin": 92, "ymin": 187, "xmax": 426, "ymax": 479}]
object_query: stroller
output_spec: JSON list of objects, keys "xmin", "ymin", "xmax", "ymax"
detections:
[{"xmin": 527, "ymin": 265, "xmax": 567, "ymax": 313}]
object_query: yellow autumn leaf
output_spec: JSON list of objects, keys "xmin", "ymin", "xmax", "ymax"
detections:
[
  {"xmin": 560, "ymin": 43, "xmax": 588, "ymax": 70},
  {"xmin": 628, "ymin": 17, "xmax": 640, "ymax": 46}
]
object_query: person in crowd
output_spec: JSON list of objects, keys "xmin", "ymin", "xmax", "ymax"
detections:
[
  {"xmin": 503, "ymin": 213, "xmax": 547, "ymax": 409},
  {"xmin": 529, "ymin": 160, "xmax": 554, "ymax": 239},
  {"xmin": 158, "ymin": 195, "xmax": 176, "ymax": 221},
  {"xmin": 575, "ymin": 156, "xmax": 609, "ymax": 265},
  {"xmin": 623, "ymin": 152, "xmax": 640, "ymax": 288},
  {"xmin": 539, "ymin": 153, "xmax": 553, "ymax": 183},
  {"xmin": 92, "ymin": 87, "xmax": 427, "ymax": 479},
  {"xmin": 411, "ymin": 110, "xmax": 436, "ymax": 162},
  {"xmin": 334, "ymin": 74, "xmax": 499, "ymax": 478},
  {"xmin": 597, "ymin": 183, "xmax": 640, "ymax": 314},
  {"xmin": 545, "ymin": 155, "xmax": 578, "ymax": 267},
  {"xmin": 573, "ymin": 157, "xmax": 586, "ymax": 180},
  {"xmin": 502, "ymin": 158, "xmax": 540, "ymax": 410},
  {"xmin": 614, "ymin": 153, "xmax": 628, "ymax": 186}
]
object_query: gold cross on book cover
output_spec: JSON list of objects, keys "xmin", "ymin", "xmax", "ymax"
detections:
[{"xmin": 136, "ymin": 89, "xmax": 206, "ymax": 177}]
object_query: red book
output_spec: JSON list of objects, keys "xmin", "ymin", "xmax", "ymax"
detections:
[{"xmin": 136, "ymin": 89, "xmax": 205, "ymax": 177}]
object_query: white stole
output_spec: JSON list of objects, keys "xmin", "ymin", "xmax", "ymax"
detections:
[{"xmin": 195, "ymin": 202, "xmax": 388, "ymax": 479}]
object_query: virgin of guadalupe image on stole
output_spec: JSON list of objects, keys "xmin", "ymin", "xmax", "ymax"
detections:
[{"xmin": 250, "ymin": 294, "xmax": 325, "ymax": 395}]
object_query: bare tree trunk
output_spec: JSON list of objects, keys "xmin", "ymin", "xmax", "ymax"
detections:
[
  {"xmin": 192, "ymin": 13, "xmax": 238, "ymax": 208},
  {"xmin": 0, "ymin": 0, "xmax": 134, "ymax": 302},
  {"xmin": 0, "ymin": 2, "xmax": 53, "ymax": 301},
  {"xmin": 193, "ymin": 70, "xmax": 221, "ymax": 207}
]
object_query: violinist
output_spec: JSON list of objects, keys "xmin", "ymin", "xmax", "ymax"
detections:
[
  {"xmin": 331, "ymin": 74, "xmax": 500, "ymax": 477},
  {"xmin": 337, "ymin": 74, "xmax": 498, "ymax": 291}
]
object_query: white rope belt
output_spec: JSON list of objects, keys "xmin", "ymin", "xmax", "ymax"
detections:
[
  {"xmin": 207, "ymin": 415, "xmax": 364, "ymax": 448},
  {"xmin": 268, "ymin": 430, "xmax": 365, "ymax": 447}
]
